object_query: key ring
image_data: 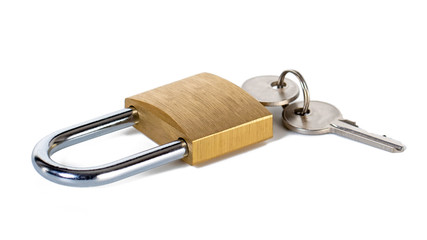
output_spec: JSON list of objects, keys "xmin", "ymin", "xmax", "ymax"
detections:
[{"xmin": 278, "ymin": 69, "xmax": 310, "ymax": 115}]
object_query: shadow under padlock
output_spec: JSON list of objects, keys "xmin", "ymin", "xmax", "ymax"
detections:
[{"xmin": 266, "ymin": 106, "xmax": 292, "ymax": 141}]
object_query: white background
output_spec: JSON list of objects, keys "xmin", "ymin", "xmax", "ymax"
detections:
[{"xmin": 0, "ymin": 1, "xmax": 425, "ymax": 239}]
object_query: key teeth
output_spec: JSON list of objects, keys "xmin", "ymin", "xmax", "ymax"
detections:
[{"xmin": 339, "ymin": 119, "xmax": 358, "ymax": 128}]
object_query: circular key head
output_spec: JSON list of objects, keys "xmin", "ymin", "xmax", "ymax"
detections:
[
  {"xmin": 282, "ymin": 101, "xmax": 343, "ymax": 135},
  {"xmin": 242, "ymin": 75, "xmax": 299, "ymax": 106}
]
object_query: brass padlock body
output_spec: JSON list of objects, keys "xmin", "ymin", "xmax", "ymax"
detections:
[{"xmin": 125, "ymin": 73, "xmax": 273, "ymax": 165}]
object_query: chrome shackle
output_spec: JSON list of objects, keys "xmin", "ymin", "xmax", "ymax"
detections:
[{"xmin": 31, "ymin": 108, "xmax": 188, "ymax": 187}]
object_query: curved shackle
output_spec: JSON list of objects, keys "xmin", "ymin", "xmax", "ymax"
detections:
[{"xmin": 32, "ymin": 108, "xmax": 188, "ymax": 187}]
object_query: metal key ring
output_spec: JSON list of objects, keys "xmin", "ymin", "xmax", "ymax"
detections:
[{"xmin": 278, "ymin": 69, "xmax": 310, "ymax": 115}]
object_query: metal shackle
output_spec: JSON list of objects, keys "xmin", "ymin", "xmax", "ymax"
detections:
[{"xmin": 31, "ymin": 108, "xmax": 188, "ymax": 187}]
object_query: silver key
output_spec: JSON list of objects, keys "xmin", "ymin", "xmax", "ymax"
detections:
[
  {"xmin": 242, "ymin": 75, "xmax": 299, "ymax": 106},
  {"xmin": 282, "ymin": 100, "xmax": 406, "ymax": 153}
]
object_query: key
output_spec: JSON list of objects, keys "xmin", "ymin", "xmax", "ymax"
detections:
[
  {"xmin": 242, "ymin": 74, "xmax": 300, "ymax": 106},
  {"xmin": 282, "ymin": 100, "xmax": 406, "ymax": 153}
]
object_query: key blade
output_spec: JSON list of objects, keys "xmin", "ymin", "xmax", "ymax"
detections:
[
  {"xmin": 330, "ymin": 120, "xmax": 406, "ymax": 153},
  {"xmin": 339, "ymin": 119, "xmax": 358, "ymax": 127}
]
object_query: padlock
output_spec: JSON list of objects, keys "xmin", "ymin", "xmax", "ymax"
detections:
[{"xmin": 32, "ymin": 73, "xmax": 273, "ymax": 187}]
